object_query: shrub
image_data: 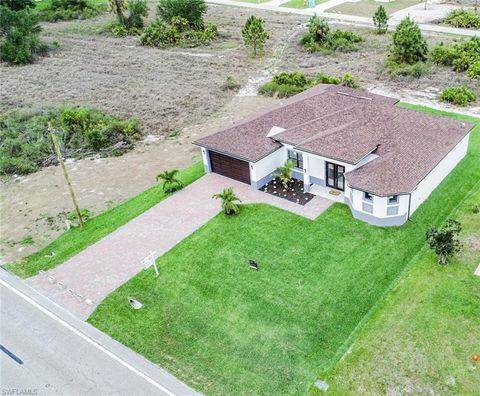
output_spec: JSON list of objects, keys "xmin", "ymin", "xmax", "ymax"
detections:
[
  {"xmin": 444, "ymin": 9, "xmax": 480, "ymax": 29},
  {"xmin": 0, "ymin": 0, "xmax": 34, "ymax": 10},
  {"xmin": 340, "ymin": 73, "xmax": 359, "ymax": 88},
  {"xmin": 157, "ymin": 0, "xmax": 207, "ymax": 29},
  {"xmin": 0, "ymin": 107, "xmax": 143, "ymax": 175},
  {"xmin": 108, "ymin": 0, "xmax": 147, "ymax": 35},
  {"xmin": 0, "ymin": 6, "xmax": 48, "ymax": 65},
  {"xmin": 426, "ymin": 219, "xmax": 462, "ymax": 265},
  {"xmin": 431, "ymin": 37, "xmax": 480, "ymax": 79},
  {"xmin": 390, "ymin": 16, "xmax": 428, "ymax": 65},
  {"xmin": 139, "ymin": 16, "xmax": 217, "ymax": 47},
  {"xmin": 222, "ymin": 75, "xmax": 240, "ymax": 91},
  {"xmin": 258, "ymin": 71, "xmax": 359, "ymax": 98},
  {"xmin": 467, "ymin": 61, "xmax": 480, "ymax": 79},
  {"xmin": 386, "ymin": 59, "xmax": 429, "ymax": 78},
  {"xmin": 242, "ymin": 15, "xmax": 269, "ymax": 56},
  {"xmin": 373, "ymin": 5, "xmax": 388, "ymax": 34},
  {"xmin": 39, "ymin": 0, "xmax": 102, "ymax": 22},
  {"xmin": 300, "ymin": 15, "xmax": 362, "ymax": 53},
  {"xmin": 439, "ymin": 86, "xmax": 477, "ymax": 106}
]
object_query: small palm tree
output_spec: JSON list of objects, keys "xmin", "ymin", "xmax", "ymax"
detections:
[
  {"xmin": 274, "ymin": 160, "xmax": 295, "ymax": 189},
  {"xmin": 156, "ymin": 169, "xmax": 183, "ymax": 193},
  {"xmin": 212, "ymin": 187, "xmax": 242, "ymax": 215}
]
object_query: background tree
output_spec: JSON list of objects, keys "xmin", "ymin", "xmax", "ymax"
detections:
[
  {"xmin": 389, "ymin": 16, "xmax": 428, "ymax": 64},
  {"xmin": 0, "ymin": 6, "xmax": 47, "ymax": 65},
  {"xmin": 242, "ymin": 15, "xmax": 269, "ymax": 56},
  {"xmin": 157, "ymin": 0, "xmax": 207, "ymax": 28},
  {"xmin": 372, "ymin": 5, "xmax": 388, "ymax": 34},
  {"xmin": 426, "ymin": 219, "xmax": 462, "ymax": 265},
  {"xmin": 212, "ymin": 187, "xmax": 242, "ymax": 215},
  {"xmin": 308, "ymin": 14, "xmax": 330, "ymax": 43},
  {"xmin": 0, "ymin": 0, "xmax": 34, "ymax": 10},
  {"xmin": 156, "ymin": 169, "xmax": 184, "ymax": 193}
]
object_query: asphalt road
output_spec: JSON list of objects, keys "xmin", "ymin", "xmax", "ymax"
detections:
[{"xmin": 0, "ymin": 273, "xmax": 198, "ymax": 396}]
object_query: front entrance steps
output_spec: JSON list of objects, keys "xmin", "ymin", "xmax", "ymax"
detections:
[{"xmin": 309, "ymin": 184, "xmax": 345, "ymax": 203}]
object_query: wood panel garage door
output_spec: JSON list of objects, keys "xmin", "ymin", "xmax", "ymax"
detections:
[{"xmin": 209, "ymin": 151, "xmax": 251, "ymax": 184}]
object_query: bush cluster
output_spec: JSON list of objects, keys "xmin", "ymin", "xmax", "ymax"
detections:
[
  {"xmin": 0, "ymin": 5, "xmax": 48, "ymax": 65},
  {"xmin": 139, "ymin": 0, "xmax": 216, "ymax": 47},
  {"xmin": 431, "ymin": 37, "xmax": 480, "ymax": 79},
  {"xmin": 439, "ymin": 86, "xmax": 477, "ymax": 106},
  {"xmin": 140, "ymin": 15, "xmax": 217, "ymax": 47},
  {"xmin": 0, "ymin": 107, "xmax": 142, "ymax": 175},
  {"xmin": 444, "ymin": 9, "xmax": 480, "ymax": 29},
  {"xmin": 300, "ymin": 15, "xmax": 362, "ymax": 53},
  {"xmin": 258, "ymin": 71, "xmax": 359, "ymax": 98},
  {"xmin": 109, "ymin": 0, "xmax": 148, "ymax": 36},
  {"xmin": 38, "ymin": 0, "xmax": 102, "ymax": 22}
]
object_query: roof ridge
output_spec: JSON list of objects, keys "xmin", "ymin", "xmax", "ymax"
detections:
[{"xmin": 273, "ymin": 102, "xmax": 361, "ymax": 143}]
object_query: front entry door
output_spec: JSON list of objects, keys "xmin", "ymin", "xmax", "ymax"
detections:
[{"xmin": 326, "ymin": 162, "xmax": 345, "ymax": 191}]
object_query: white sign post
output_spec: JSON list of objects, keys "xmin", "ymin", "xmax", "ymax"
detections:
[{"xmin": 141, "ymin": 251, "xmax": 159, "ymax": 276}]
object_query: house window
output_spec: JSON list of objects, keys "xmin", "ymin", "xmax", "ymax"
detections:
[
  {"xmin": 363, "ymin": 192, "xmax": 373, "ymax": 202},
  {"xmin": 388, "ymin": 195, "xmax": 399, "ymax": 205},
  {"xmin": 287, "ymin": 150, "xmax": 303, "ymax": 169},
  {"xmin": 387, "ymin": 206, "xmax": 399, "ymax": 216},
  {"xmin": 362, "ymin": 202, "xmax": 373, "ymax": 213}
]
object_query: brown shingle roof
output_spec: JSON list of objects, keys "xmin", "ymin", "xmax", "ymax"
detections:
[{"xmin": 193, "ymin": 85, "xmax": 474, "ymax": 195}]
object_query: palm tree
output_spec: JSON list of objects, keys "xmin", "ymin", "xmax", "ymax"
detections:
[
  {"xmin": 212, "ymin": 187, "xmax": 242, "ymax": 215},
  {"xmin": 274, "ymin": 160, "xmax": 295, "ymax": 189},
  {"xmin": 156, "ymin": 169, "xmax": 183, "ymax": 193}
]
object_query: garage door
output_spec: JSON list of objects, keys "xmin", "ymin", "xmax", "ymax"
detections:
[{"xmin": 209, "ymin": 151, "xmax": 251, "ymax": 185}]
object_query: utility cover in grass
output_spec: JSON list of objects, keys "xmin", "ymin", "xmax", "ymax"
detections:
[{"xmin": 315, "ymin": 379, "xmax": 329, "ymax": 392}]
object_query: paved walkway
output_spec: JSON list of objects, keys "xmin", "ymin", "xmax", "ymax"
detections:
[
  {"xmin": 206, "ymin": 0, "xmax": 479, "ymax": 37},
  {"xmin": 28, "ymin": 173, "xmax": 332, "ymax": 319}
]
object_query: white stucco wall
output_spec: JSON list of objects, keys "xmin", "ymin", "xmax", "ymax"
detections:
[
  {"xmin": 348, "ymin": 188, "xmax": 409, "ymax": 219},
  {"xmin": 250, "ymin": 147, "xmax": 286, "ymax": 184},
  {"xmin": 410, "ymin": 132, "xmax": 470, "ymax": 215}
]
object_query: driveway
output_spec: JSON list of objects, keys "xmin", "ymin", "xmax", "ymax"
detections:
[{"xmin": 28, "ymin": 173, "xmax": 332, "ymax": 319}]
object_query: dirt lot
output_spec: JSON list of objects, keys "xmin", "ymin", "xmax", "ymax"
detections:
[{"xmin": 1, "ymin": 4, "xmax": 479, "ymax": 265}]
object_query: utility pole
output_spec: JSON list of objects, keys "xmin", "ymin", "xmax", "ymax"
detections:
[{"xmin": 49, "ymin": 125, "xmax": 84, "ymax": 228}]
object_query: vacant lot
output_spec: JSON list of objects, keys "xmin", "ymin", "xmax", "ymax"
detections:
[{"xmin": 89, "ymin": 108, "xmax": 479, "ymax": 394}]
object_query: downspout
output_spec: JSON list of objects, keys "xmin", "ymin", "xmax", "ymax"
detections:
[{"xmin": 407, "ymin": 192, "xmax": 412, "ymax": 221}]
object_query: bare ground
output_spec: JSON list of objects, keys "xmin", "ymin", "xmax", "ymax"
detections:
[{"xmin": 1, "ymin": 5, "xmax": 479, "ymax": 265}]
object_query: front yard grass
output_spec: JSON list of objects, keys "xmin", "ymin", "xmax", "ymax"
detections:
[
  {"xmin": 89, "ymin": 107, "xmax": 479, "ymax": 394},
  {"xmin": 325, "ymin": 0, "xmax": 422, "ymax": 18},
  {"xmin": 4, "ymin": 162, "xmax": 204, "ymax": 278}
]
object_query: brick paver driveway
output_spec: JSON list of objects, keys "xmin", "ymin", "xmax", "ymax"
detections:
[{"xmin": 28, "ymin": 173, "xmax": 333, "ymax": 319}]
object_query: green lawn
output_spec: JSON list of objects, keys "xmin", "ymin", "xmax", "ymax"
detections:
[
  {"xmin": 89, "ymin": 107, "xmax": 479, "ymax": 394},
  {"xmin": 4, "ymin": 162, "xmax": 204, "ymax": 278},
  {"xmin": 325, "ymin": 0, "xmax": 422, "ymax": 18},
  {"xmin": 280, "ymin": 0, "xmax": 325, "ymax": 9},
  {"xmin": 320, "ymin": 187, "xmax": 480, "ymax": 395}
]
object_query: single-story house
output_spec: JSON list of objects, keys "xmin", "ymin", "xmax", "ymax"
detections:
[{"xmin": 193, "ymin": 85, "xmax": 474, "ymax": 226}]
